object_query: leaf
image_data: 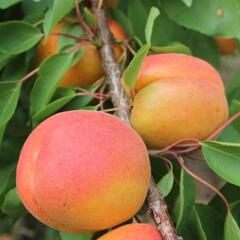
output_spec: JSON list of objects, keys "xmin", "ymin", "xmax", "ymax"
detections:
[
  {"xmin": 191, "ymin": 207, "xmax": 207, "ymax": 240},
  {"xmin": 123, "ymin": 43, "xmax": 150, "ymax": 89},
  {"xmin": 128, "ymin": 0, "xmax": 148, "ymax": 41},
  {"xmin": 80, "ymin": 105, "xmax": 99, "ymax": 111},
  {"xmin": 224, "ymin": 212, "xmax": 240, "ymax": 240},
  {"xmin": 0, "ymin": 165, "xmax": 15, "ymax": 205},
  {"xmin": 176, "ymin": 168, "xmax": 195, "ymax": 232},
  {"xmin": 0, "ymin": 0, "xmax": 21, "ymax": 9},
  {"xmin": 0, "ymin": 81, "xmax": 21, "ymax": 140},
  {"xmin": 30, "ymin": 52, "xmax": 80, "ymax": 116},
  {"xmin": 191, "ymin": 204, "xmax": 224, "ymax": 240},
  {"xmin": 201, "ymin": 141, "xmax": 240, "ymax": 186},
  {"xmin": 0, "ymin": 21, "xmax": 42, "ymax": 54},
  {"xmin": 145, "ymin": 7, "xmax": 160, "ymax": 43},
  {"xmin": 230, "ymin": 100, "xmax": 240, "ymax": 133},
  {"xmin": 157, "ymin": 162, "xmax": 174, "ymax": 197},
  {"xmin": 182, "ymin": 0, "xmax": 193, "ymax": 7},
  {"xmin": 164, "ymin": 0, "xmax": 240, "ymax": 37},
  {"xmin": 33, "ymin": 94, "xmax": 76, "ymax": 126},
  {"xmin": 43, "ymin": 0, "xmax": 82, "ymax": 37},
  {"xmin": 64, "ymin": 85, "xmax": 100, "ymax": 110},
  {"xmin": 0, "ymin": 51, "xmax": 12, "ymax": 70},
  {"xmin": 151, "ymin": 42, "xmax": 192, "ymax": 55},
  {"xmin": 59, "ymin": 232, "xmax": 91, "ymax": 240},
  {"xmin": 1, "ymin": 188, "xmax": 26, "ymax": 218}
]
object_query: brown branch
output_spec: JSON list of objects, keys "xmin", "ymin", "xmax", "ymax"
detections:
[{"xmin": 90, "ymin": 1, "xmax": 179, "ymax": 239}]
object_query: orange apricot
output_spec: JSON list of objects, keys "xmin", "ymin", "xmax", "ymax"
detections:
[
  {"xmin": 16, "ymin": 111, "xmax": 150, "ymax": 232},
  {"xmin": 215, "ymin": 37, "xmax": 237, "ymax": 55},
  {"xmin": 130, "ymin": 54, "xmax": 229, "ymax": 148},
  {"xmin": 135, "ymin": 53, "xmax": 224, "ymax": 92},
  {"xmin": 37, "ymin": 20, "xmax": 126, "ymax": 88},
  {"xmin": 97, "ymin": 224, "xmax": 162, "ymax": 240}
]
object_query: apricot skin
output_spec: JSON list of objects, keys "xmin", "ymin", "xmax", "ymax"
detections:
[
  {"xmin": 16, "ymin": 111, "xmax": 150, "ymax": 232},
  {"xmin": 37, "ymin": 20, "xmax": 126, "ymax": 88},
  {"xmin": 135, "ymin": 53, "xmax": 224, "ymax": 92},
  {"xmin": 131, "ymin": 54, "xmax": 229, "ymax": 149},
  {"xmin": 215, "ymin": 37, "xmax": 237, "ymax": 55},
  {"xmin": 98, "ymin": 224, "xmax": 162, "ymax": 240}
]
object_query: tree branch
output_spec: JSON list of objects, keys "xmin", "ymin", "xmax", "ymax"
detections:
[{"xmin": 90, "ymin": 1, "xmax": 179, "ymax": 239}]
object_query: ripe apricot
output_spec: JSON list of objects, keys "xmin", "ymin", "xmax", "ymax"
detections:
[
  {"xmin": 37, "ymin": 20, "xmax": 126, "ymax": 88},
  {"xmin": 97, "ymin": 224, "xmax": 162, "ymax": 240},
  {"xmin": 215, "ymin": 37, "xmax": 237, "ymax": 55},
  {"xmin": 16, "ymin": 111, "xmax": 150, "ymax": 232},
  {"xmin": 131, "ymin": 54, "xmax": 229, "ymax": 149},
  {"xmin": 135, "ymin": 54, "xmax": 224, "ymax": 92}
]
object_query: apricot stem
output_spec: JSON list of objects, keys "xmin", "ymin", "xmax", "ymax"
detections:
[
  {"xmin": 74, "ymin": 0, "xmax": 95, "ymax": 39},
  {"xmin": 207, "ymin": 111, "xmax": 240, "ymax": 140},
  {"xmin": 19, "ymin": 68, "xmax": 39, "ymax": 85}
]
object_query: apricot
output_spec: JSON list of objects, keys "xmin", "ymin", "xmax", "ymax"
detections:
[
  {"xmin": 97, "ymin": 224, "xmax": 162, "ymax": 240},
  {"xmin": 215, "ymin": 37, "xmax": 237, "ymax": 55},
  {"xmin": 130, "ymin": 54, "xmax": 229, "ymax": 149},
  {"xmin": 107, "ymin": 0, "xmax": 118, "ymax": 7},
  {"xmin": 135, "ymin": 53, "xmax": 224, "ymax": 92},
  {"xmin": 16, "ymin": 111, "xmax": 150, "ymax": 232},
  {"xmin": 37, "ymin": 20, "xmax": 126, "ymax": 88}
]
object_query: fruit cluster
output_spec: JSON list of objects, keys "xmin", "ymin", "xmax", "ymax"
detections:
[{"xmin": 16, "ymin": 16, "xmax": 229, "ymax": 239}]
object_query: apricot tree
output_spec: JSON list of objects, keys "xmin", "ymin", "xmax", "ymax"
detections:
[{"xmin": 0, "ymin": 1, "xmax": 240, "ymax": 240}]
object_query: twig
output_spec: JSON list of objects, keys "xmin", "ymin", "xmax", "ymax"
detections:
[
  {"xmin": 20, "ymin": 68, "xmax": 39, "ymax": 84},
  {"xmin": 90, "ymin": 1, "xmax": 178, "ymax": 239},
  {"xmin": 74, "ymin": 0, "xmax": 95, "ymax": 39}
]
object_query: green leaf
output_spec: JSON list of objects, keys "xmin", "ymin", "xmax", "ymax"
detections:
[
  {"xmin": 176, "ymin": 168, "xmax": 195, "ymax": 232},
  {"xmin": 80, "ymin": 105, "xmax": 99, "ymax": 111},
  {"xmin": 191, "ymin": 207, "xmax": 207, "ymax": 240},
  {"xmin": 0, "ymin": 0, "xmax": 21, "ymax": 9},
  {"xmin": 230, "ymin": 100, "xmax": 240, "ymax": 133},
  {"xmin": 0, "ymin": 165, "xmax": 15, "ymax": 205},
  {"xmin": 123, "ymin": 43, "xmax": 150, "ymax": 89},
  {"xmin": 0, "ymin": 52, "xmax": 12, "ymax": 71},
  {"xmin": 151, "ymin": 42, "xmax": 192, "ymax": 55},
  {"xmin": 0, "ymin": 21, "xmax": 42, "ymax": 54},
  {"xmin": 33, "ymin": 94, "xmax": 76, "ymax": 126},
  {"xmin": 0, "ymin": 81, "xmax": 21, "ymax": 141},
  {"xmin": 1, "ymin": 188, "xmax": 26, "ymax": 218},
  {"xmin": 191, "ymin": 204, "xmax": 224, "ymax": 240},
  {"xmin": 182, "ymin": 0, "xmax": 193, "ymax": 7},
  {"xmin": 157, "ymin": 162, "xmax": 174, "ymax": 197},
  {"xmin": 128, "ymin": 0, "xmax": 148, "ymax": 41},
  {"xmin": 43, "ymin": 0, "xmax": 81, "ymax": 37},
  {"xmin": 164, "ymin": 0, "xmax": 240, "ymax": 37},
  {"xmin": 64, "ymin": 85, "xmax": 99, "ymax": 110},
  {"xmin": 145, "ymin": 7, "xmax": 160, "ymax": 43},
  {"xmin": 59, "ymin": 232, "xmax": 91, "ymax": 240},
  {"xmin": 30, "ymin": 52, "xmax": 80, "ymax": 116},
  {"xmin": 224, "ymin": 212, "xmax": 240, "ymax": 240},
  {"xmin": 201, "ymin": 141, "xmax": 240, "ymax": 186}
]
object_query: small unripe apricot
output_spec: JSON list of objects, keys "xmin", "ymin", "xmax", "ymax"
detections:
[
  {"xmin": 97, "ymin": 224, "xmax": 162, "ymax": 240},
  {"xmin": 16, "ymin": 111, "xmax": 150, "ymax": 232},
  {"xmin": 37, "ymin": 20, "xmax": 126, "ymax": 88},
  {"xmin": 131, "ymin": 54, "xmax": 229, "ymax": 148},
  {"xmin": 106, "ymin": 0, "xmax": 118, "ymax": 7},
  {"xmin": 215, "ymin": 37, "xmax": 237, "ymax": 55}
]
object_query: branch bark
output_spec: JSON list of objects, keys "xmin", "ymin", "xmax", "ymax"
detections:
[{"xmin": 90, "ymin": 1, "xmax": 179, "ymax": 239}]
